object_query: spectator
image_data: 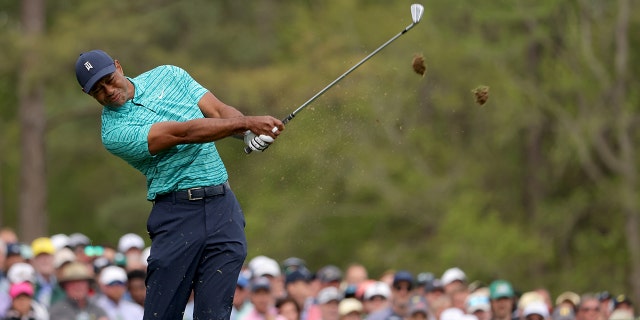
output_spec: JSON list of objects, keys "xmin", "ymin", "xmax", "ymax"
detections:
[
  {"xmin": 316, "ymin": 265, "xmax": 343, "ymax": 290},
  {"xmin": 30, "ymin": 237, "xmax": 64, "ymax": 308},
  {"xmin": 518, "ymin": 291, "xmax": 545, "ymax": 319},
  {"xmin": 488, "ymin": 280, "xmax": 516, "ymax": 320},
  {"xmin": 67, "ymin": 233, "xmax": 91, "ymax": 265},
  {"xmin": 611, "ymin": 295, "xmax": 633, "ymax": 318},
  {"xmin": 406, "ymin": 296, "xmax": 429, "ymax": 320},
  {"xmin": 95, "ymin": 265, "xmax": 144, "ymax": 320},
  {"xmin": 284, "ymin": 269, "xmax": 314, "ymax": 320},
  {"xmin": 240, "ymin": 276, "xmax": 285, "ymax": 320},
  {"xmin": 424, "ymin": 278, "xmax": 446, "ymax": 310},
  {"xmin": 249, "ymin": 256, "xmax": 285, "ymax": 299},
  {"xmin": 522, "ymin": 301, "xmax": 550, "ymax": 320},
  {"xmin": 116, "ymin": 233, "xmax": 146, "ymax": 272},
  {"xmin": 362, "ymin": 281, "xmax": 391, "ymax": 315},
  {"xmin": 555, "ymin": 292, "xmax": 580, "ymax": 313},
  {"xmin": 5, "ymin": 244, "xmax": 26, "ymax": 272},
  {"xmin": 598, "ymin": 292, "xmax": 613, "ymax": 320},
  {"xmin": 366, "ymin": 270, "xmax": 414, "ymax": 320},
  {"xmin": 343, "ymin": 263, "xmax": 368, "ymax": 289},
  {"xmin": 277, "ymin": 296, "xmax": 301, "ymax": 320},
  {"xmin": 338, "ymin": 298, "xmax": 363, "ymax": 320},
  {"xmin": 6, "ymin": 263, "xmax": 48, "ymax": 320},
  {"xmin": 49, "ymin": 261, "xmax": 108, "ymax": 320},
  {"xmin": 441, "ymin": 267, "xmax": 467, "ymax": 295},
  {"xmin": 551, "ymin": 305, "xmax": 575, "ymax": 320},
  {"xmin": 125, "ymin": 269, "xmax": 146, "ymax": 308},
  {"xmin": 232, "ymin": 273, "xmax": 252, "ymax": 320},
  {"xmin": 3, "ymin": 282, "xmax": 42, "ymax": 320},
  {"xmin": 314, "ymin": 287, "xmax": 342, "ymax": 320},
  {"xmin": 466, "ymin": 289, "xmax": 492, "ymax": 320},
  {"xmin": 575, "ymin": 294, "xmax": 600, "ymax": 320}
]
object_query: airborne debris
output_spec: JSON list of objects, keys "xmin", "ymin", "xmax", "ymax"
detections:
[
  {"xmin": 412, "ymin": 54, "xmax": 426, "ymax": 76},
  {"xmin": 472, "ymin": 86, "xmax": 490, "ymax": 106}
]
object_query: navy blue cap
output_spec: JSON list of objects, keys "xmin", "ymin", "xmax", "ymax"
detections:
[
  {"xmin": 251, "ymin": 276, "xmax": 271, "ymax": 292},
  {"xmin": 285, "ymin": 269, "xmax": 311, "ymax": 285},
  {"xmin": 393, "ymin": 270, "xmax": 414, "ymax": 287},
  {"xmin": 75, "ymin": 50, "xmax": 116, "ymax": 93}
]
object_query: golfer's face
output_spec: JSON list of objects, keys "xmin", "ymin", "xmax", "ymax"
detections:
[{"xmin": 88, "ymin": 61, "xmax": 131, "ymax": 107}]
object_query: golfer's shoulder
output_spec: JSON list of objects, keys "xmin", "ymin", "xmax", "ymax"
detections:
[{"xmin": 136, "ymin": 65, "xmax": 192, "ymax": 85}]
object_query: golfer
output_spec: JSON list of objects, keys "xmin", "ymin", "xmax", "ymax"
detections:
[{"xmin": 75, "ymin": 49, "xmax": 284, "ymax": 320}]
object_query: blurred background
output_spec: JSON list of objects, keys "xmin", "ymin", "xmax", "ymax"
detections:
[{"xmin": 0, "ymin": 0, "xmax": 638, "ymax": 302}]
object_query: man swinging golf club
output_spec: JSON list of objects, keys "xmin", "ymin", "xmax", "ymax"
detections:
[{"xmin": 75, "ymin": 49, "xmax": 283, "ymax": 320}]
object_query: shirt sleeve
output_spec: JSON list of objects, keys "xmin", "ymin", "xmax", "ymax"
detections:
[{"xmin": 102, "ymin": 121, "xmax": 154, "ymax": 165}]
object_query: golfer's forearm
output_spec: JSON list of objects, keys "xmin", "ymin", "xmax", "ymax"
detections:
[{"xmin": 148, "ymin": 118, "xmax": 247, "ymax": 154}]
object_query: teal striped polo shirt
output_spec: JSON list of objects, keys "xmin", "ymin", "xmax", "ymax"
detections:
[{"xmin": 101, "ymin": 65, "xmax": 228, "ymax": 200}]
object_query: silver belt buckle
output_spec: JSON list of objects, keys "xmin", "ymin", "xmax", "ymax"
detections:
[{"xmin": 187, "ymin": 187, "xmax": 204, "ymax": 200}]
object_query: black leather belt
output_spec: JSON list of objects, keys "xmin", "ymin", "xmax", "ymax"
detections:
[{"xmin": 154, "ymin": 182, "xmax": 229, "ymax": 202}]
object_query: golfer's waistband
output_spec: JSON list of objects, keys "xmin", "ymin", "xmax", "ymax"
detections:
[{"xmin": 154, "ymin": 181, "xmax": 229, "ymax": 202}]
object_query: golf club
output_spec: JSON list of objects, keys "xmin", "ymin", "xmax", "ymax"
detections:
[{"xmin": 245, "ymin": 3, "xmax": 424, "ymax": 154}]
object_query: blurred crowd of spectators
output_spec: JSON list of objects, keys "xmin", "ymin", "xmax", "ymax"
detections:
[{"xmin": 0, "ymin": 226, "xmax": 635, "ymax": 320}]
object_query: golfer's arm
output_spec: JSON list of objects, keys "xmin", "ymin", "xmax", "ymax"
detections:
[
  {"xmin": 147, "ymin": 118, "xmax": 247, "ymax": 155},
  {"xmin": 198, "ymin": 91, "xmax": 244, "ymax": 119}
]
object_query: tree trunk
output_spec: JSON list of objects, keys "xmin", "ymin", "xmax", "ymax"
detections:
[{"xmin": 19, "ymin": 0, "xmax": 47, "ymax": 241}]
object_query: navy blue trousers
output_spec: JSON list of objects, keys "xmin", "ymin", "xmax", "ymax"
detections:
[{"xmin": 144, "ymin": 183, "xmax": 247, "ymax": 320}]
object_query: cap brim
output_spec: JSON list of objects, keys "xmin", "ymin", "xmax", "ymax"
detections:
[{"xmin": 83, "ymin": 64, "xmax": 116, "ymax": 93}]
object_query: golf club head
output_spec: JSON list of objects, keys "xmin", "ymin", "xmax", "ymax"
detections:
[{"xmin": 411, "ymin": 4, "xmax": 424, "ymax": 24}]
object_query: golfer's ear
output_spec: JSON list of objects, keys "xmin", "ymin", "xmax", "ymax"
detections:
[{"xmin": 114, "ymin": 60, "xmax": 123, "ymax": 73}]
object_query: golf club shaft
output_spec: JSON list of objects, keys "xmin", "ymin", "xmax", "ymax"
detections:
[{"xmin": 245, "ymin": 20, "xmax": 421, "ymax": 154}]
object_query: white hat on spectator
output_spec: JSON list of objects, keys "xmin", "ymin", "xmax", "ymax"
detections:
[
  {"xmin": 7, "ymin": 262, "xmax": 36, "ymax": 284},
  {"xmin": 118, "ymin": 233, "xmax": 145, "ymax": 253},
  {"xmin": 53, "ymin": 247, "xmax": 76, "ymax": 269},
  {"xmin": 364, "ymin": 281, "xmax": 391, "ymax": 300},
  {"xmin": 523, "ymin": 301, "xmax": 550, "ymax": 318},
  {"xmin": 441, "ymin": 308, "xmax": 465, "ymax": 320},
  {"xmin": 441, "ymin": 267, "xmax": 466, "ymax": 286},
  {"xmin": 99, "ymin": 266, "xmax": 128, "ymax": 285},
  {"xmin": 317, "ymin": 287, "xmax": 343, "ymax": 304},
  {"xmin": 248, "ymin": 255, "xmax": 281, "ymax": 278},
  {"xmin": 50, "ymin": 234, "xmax": 70, "ymax": 251}
]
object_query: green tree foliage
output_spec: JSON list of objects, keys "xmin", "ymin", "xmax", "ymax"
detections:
[{"xmin": 0, "ymin": 0, "xmax": 638, "ymax": 299}]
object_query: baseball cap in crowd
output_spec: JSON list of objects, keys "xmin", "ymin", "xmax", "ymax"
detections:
[
  {"xmin": 250, "ymin": 276, "xmax": 271, "ymax": 292},
  {"xmin": 466, "ymin": 292, "xmax": 491, "ymax": 313},
  {"xmin": 552, "ymin": 305, "xmax": 575, "ymax": 320},
  {"xmin": 285, "ymin": 269, "xmax": 311, "ymax": 285},
  {"xmin": 248, "ymin": 255, "xmax": 281, "ymax": 278},
  {"xmin": 613, "ymin": 294, "xmax": 632, "ymax": 309},
  {"xmin": 555, "ymin": 291, "xmax": 580, "ymax": 308},
  {"xmin": 518, "ymin": 291, "xmax": 545, "ymax": 311},
  {"xmin": 9, "ymin": 282, "xmax": 34, "ymax": 299},
  {"xmin": 317, "ymin": 265, "xmax": 343, "ymax": 284},
  {"xmin": 317, "ymin": 287, "xmax": 342, "ymax": 304},
  {"xmin": 53, "ymin": 247, "xmax": 76, "ymax": 269},
  {"xmin": 441, "ymin": 267, "xmax": 466, "ymax": 286},
  {"xmin": 6, "ymin": 243, "xmax": 22, "ymax": 257},
  {"xmin": 408, "ymin": 296, "xmax": 429, "ymax": 316},
  {"xmin": 75, "ymin": 50, "xmax": 116, "ymax": 93},
  {"xmin": 237, "ymin": 273, "xmax": 250, "ymax": 289},
  {"xmin": 99, "ymin": 266, "xmax": 127, "ymax": 286},
  {"xmin": 7, "ymin": 262, "xmax": 36, "ymax": 284},
  {"xmin": 339, "ymin": 298, "xmax": 363, "ymax": 317},
  {"xmin": 440, "ymin": 308, "xmax": 465, "ymax": 320},
  {"xmin": 424, "ymin": 278, "xmax": 445, "ymax": 293},
  {"xmin": 364, "ymin": 281, "xmax": 391, "ymax": 300},
  {"xmin": 489, "ymin": 280, "xmax": 515, "ymax": 300},
  {"xmin": 609, "ymin": 308, "xmax": 634, "ymax": 320},
  {"xmin": 68, "ymin": 233, "xmax": 91, "ymax": 248},
  {"xmin": 31, "ymin": 237, "xmax": 56, "ymax": 257},
  {"xmin": 523, "ymin": 301, "xmax": 550, "ymax": 319},
  {"xmin": 50, "ymin": 234, "xmax": 70, "ymax": 251},
  {"xmin": 416, "ymin": 272, "xmax": 434, "ymax": 287},
  {"xmin": 58, "ymin": 261, "xmax": 94, "ymax": 284},
  {"xmin": 393, "ymin": 270, "xmax": 414, "ymax": 289},
  {"xmin": 117, "ymin": 233, "xmax": 145, "ymax": 253},
  {"xmin": 282, "ymin": 257, "xmax": 307, "ymax": 274}
]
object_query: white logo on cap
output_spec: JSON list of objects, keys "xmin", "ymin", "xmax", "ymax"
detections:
[{"xmin": 84, "ymin": 61, "xmax": 93, "ymax": 71}]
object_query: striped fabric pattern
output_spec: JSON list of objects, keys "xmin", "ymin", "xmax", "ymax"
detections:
[{"xmin": 101, "ymin": 65, "xmax": 228, "ymax": 200}]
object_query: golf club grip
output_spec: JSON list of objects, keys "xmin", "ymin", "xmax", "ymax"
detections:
[{"xmin": 244, "ymin": 114, "xmax": 295, "ymax": 154}]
